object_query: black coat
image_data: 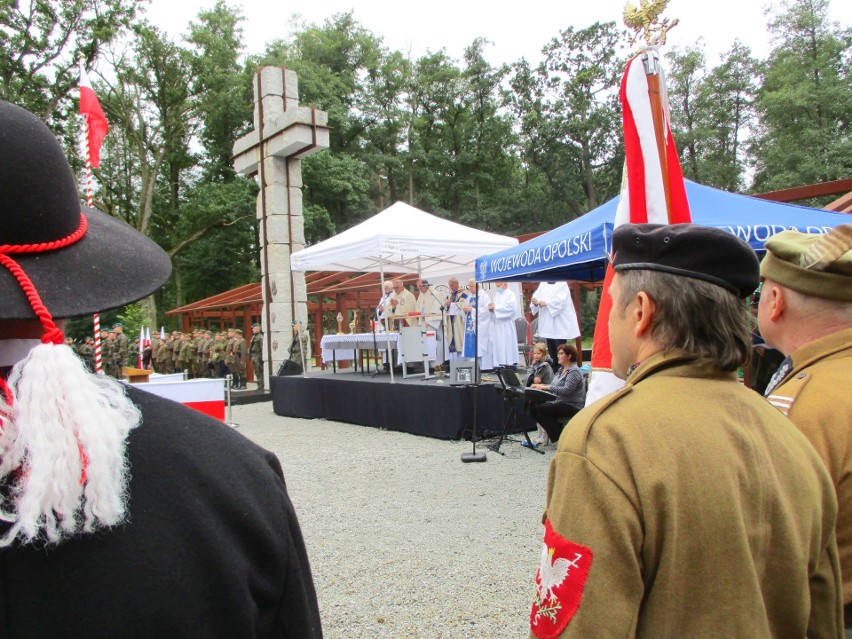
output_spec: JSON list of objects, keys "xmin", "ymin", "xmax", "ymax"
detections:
[{"xmin": 0, "ymin": 387, "xmax": 322, "ymax": 638}]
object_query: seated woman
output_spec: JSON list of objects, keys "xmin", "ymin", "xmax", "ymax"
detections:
[
  {"xmin": 530, "ymin": 343, "xmax": 585, "ymax": 444},
  {"xmin": 525, "ymin": 342, "xmax": 554, "ymax": 445}
]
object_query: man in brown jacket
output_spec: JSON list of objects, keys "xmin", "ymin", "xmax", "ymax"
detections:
[
  {"xmin": 531, "ymin": 224, "xmax": 842, "ymax": 639},
  {"xmin": 758, "ymin": 224, "xmax": 852, "ymax": 636}
]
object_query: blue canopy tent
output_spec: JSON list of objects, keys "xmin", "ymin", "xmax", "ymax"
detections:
[{"xmin": 476, "ymin": 180, "xmax": 850, "ymax": 282}]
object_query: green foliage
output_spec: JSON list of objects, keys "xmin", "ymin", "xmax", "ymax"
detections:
[
  {"xmin": 0, "ymin": 0, "xmax": 140, "ymax": 129},
  {"xmin": 667, "ymin": 41, "xmax": 759, "ymax": 191},
  {"xmin": 116, "ymin": 302, "xmax": 148, "ymax": 340},
  {"xmin": 751, "ymin": 0, "xmax": 852, "ymax": 191},
  {"xmin": 580, "ymin": 288, "xmax": 601, "ymax": 339},
  {"xmin": 507, "ymin": 22, "xmax": 625, "ymax": 228},
  {"xmin": 186, "ymin": 1, "xmax": 253, "ymax": 181}
]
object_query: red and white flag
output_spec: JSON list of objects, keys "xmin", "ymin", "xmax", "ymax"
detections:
[
  {"xmin": 585, "ymin": 49, "xmax": 691, "ymax": 405},
  {"xmin": 136, "ymin": 379, "xmax": 226, "ymax": 421},
  {"xmin": 79, "ymin": 64, "xmax": 109, "ymax": 169},
  {"xmin": 138, "ymin": 326, "xmax": 145, "ymax": 369},
  {"xmin": 144, "ymin": 328, "xmax": 152, "ymax": 370}
]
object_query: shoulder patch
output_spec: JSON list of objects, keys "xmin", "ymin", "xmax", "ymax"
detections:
[{"xmin": 530, "ymin": 519, "xmax": 594, "ymax": 639}]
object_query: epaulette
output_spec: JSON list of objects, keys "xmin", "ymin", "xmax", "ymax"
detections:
[{"xmin": 573, "ymin": 384, "xmax": 634, "ymax": 456}]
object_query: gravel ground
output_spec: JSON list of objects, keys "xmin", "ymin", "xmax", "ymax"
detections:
[{"xmin": 232, "ymin": 401, "xmax": 555, "ymax": 639}]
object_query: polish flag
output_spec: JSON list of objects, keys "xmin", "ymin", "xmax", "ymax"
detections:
[
  {"xmin": 135, "ymin": 379, "xmax": 226, "ymax": 421},
  {"xmin": 585, "ymin": 49, "xmax": 691, "ymax": 405},
  {"xmin": 79, "ymin": 64, "xmax": 109, "ymax": 168},
  {"xmin": 138, "ymin": 326, "xmax": 145, "ymax": 369}
]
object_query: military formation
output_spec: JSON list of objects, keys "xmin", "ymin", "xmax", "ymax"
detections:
[{"xmin": 68, "ymin": 323, "xmax": 262, "ymax": 389}]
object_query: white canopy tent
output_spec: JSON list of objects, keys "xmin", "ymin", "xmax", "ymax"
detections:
[
  {"xmin": 290, "ymin": 201, "xmax": 518, "ymax": 279},
  {"xmin": 290, "ymin": 202, "xmax": 518, "ymax": 383}
]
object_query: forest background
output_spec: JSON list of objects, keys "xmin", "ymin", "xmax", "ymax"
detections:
[{"xmin": 1, "ymin": 0, "xmax": 850, "ymax": 338}]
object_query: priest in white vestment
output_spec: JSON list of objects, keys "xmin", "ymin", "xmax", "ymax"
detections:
[
  {"xmin": 376, "ymin": 280, "xmax": 395, "ymax": 323},
  {"xmin": 529, "ymin": 281, "xmax": 579, "ymax": 362},
  {"xmin": 462, "ymin": 278, "xmax": 493, "ymax": 370},
  {"xmin": 443, "ymin": 277, "xmax": 469, "ymax": 362},
  {"xmin": 415, "ymin": 279, "xmax": 443, "ymax": 360},
  {"xmin": 487, "ymin": 282, "xmax": 518, "ymax": 367}
]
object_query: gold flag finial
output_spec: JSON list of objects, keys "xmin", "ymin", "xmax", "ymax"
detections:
[{"xmin": 623, "ymin": 0, "xmax": 679, "ymax": 46}]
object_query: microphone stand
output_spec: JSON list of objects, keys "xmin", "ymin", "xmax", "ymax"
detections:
[
  {"xmin": 430, "ymin": 288, "xmax": 448, "ymax": 367},
  {"xmin": 462, "ymin": 282, "xmax": 486, "ymax": 463},
  {"xmin": 370, "ymin": 308, "xmax": 382, "ymax": 377}
]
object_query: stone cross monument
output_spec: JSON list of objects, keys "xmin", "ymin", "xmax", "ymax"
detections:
[{"xmin": 232, "ymin": 67, "xmax": 329, "ymax": 385}]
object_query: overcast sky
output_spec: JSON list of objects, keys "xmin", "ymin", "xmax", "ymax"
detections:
[{"xmin": 142, "ymin": 0, "xmax": 851, "ymax": 66}]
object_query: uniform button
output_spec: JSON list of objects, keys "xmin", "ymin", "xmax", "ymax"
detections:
[{"xmin": 797, "ymin": 372, "xmax": 806, "ymax": 379}]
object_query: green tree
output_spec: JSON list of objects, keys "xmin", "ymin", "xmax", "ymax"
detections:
[
  {"xmin": 186, "ymin": 0, "xmax": 253, "ymax": 181},
  {"xmin": 254, "ymin": 12, "xmax": 383, "ymax": 233},
  {"xmin": 0, "ymin": 0, "xmax": 140, "ymax": 126},
  {"xmin": 751, "ymin": 0, "xmax": 852, "ymax": 191},
  {"xmin": 667, "ymin": 42, "xmax": 758, "ymax": 191},
  {"xmin": 507, "ymin": 22, "xmax": 625, "ymax": 228}
]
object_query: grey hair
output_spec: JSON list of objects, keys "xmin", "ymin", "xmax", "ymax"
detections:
[{"xmin": 616, "ymin": 270, "xmax": 751, "ymax": 372}]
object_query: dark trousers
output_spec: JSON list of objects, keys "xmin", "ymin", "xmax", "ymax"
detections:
[{"xmin": 531, "ymin": 401, "xmax": 581, "ymax": 443}]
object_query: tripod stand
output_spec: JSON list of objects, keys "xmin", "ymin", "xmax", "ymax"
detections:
[{"xmin": 488, "ymin": 387, "xmax": 544, "ymax": 456}]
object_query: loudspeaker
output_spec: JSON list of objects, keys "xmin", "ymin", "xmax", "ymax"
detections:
[
  {"xmin": 276, "ymin": 360, "xmax": 303, "ymax": 376},
  {"xmin": 449, "ymin": 359, "xmax": 478, "ymax": 386}
]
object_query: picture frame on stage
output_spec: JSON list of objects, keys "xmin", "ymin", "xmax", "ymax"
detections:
[{"xmin": 449, "ymin": 360, "xmax": 478, "ymax": 386}]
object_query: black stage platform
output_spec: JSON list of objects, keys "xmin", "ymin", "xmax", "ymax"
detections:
[{"xmin": 271, "ymin": 369, "xmax": 536, "ymax": 440}]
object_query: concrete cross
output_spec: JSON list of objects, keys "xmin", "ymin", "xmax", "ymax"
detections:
[{"xmin": 233, "ymin": 66, "xmax": 330, "ymax": 386}]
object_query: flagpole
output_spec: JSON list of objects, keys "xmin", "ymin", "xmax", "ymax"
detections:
[
  {"xmin": 82, "ymin": 122, "xmax": 103, "ymax": 374},
  {"xmin": 642, "ymin": 52, "xmax": 674, "ymax": 222},
  {"xmin": 79, "ymin": 62, "xmax": 109, "ymax": 375}
]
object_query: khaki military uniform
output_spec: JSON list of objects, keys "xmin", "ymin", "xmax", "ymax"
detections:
[
  {"xmin": 211, "ymin": 337, "xmax": 227, "ymax": 377},
  {"xmin": 766, "ymin": 326, "xmax": 852, "ymax": 607},
  {"xmin": 288, "ymin": 331, "xmax": 310, "ymax": 370},
  {"xmin": 156, "ymin": 337, "xmax": 173, "ymax": 373},
  {"xmin": 233, "ymin": 334, "xmax": 247, "ymax": 388},
  {"xmin": 531, "ymin": 351, "xmax": 841, "ymax": 639}
]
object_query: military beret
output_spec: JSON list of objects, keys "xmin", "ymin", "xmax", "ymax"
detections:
[
  {"xmin": 252, "ymin": 322, "xmax": 261, "ymax": 328},
  {"xmin": 612, "ymin": 223, "xmax": 760, "ymax": 298},
  {"xmin": 112, "ymin": 322, "xmax": 123, "ymax": 328},
  {"xmin": 234, "ymin": 328, "xmax": 243, "ymax": 334},
  {"xmin": 760, "ymin": 224, "xmax": 852, "ymax": 301}
]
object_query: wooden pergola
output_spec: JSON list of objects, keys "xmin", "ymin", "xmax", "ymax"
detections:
[{"xmin": 166, "ymin": 271, "xmax": 422, "ymax": 366}]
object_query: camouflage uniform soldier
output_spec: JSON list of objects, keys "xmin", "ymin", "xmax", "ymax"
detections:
[
  {"xmin": 249, "ymin": 323, "xmax": 264, "ymax": 391},
  {"xmin": 104, "ymin": 330, "xmax": 117, "ymax": 377},
  {"xmin": 112, "ymin": 322, "xmax": 129, "ymax": 377},
  {"xmin": 98, "ymin": 329, "xmax": 111, "ymax": 375},
  {"xmin": 189, "ymin": 331, "xmax": 201, "ymax": 378},
  {"xmin": 78, "ymin": 337, "xmax": 95, "ymax": 373}
]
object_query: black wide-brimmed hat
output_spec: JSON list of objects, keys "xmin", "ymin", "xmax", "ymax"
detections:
[{"xmin": 0, "ymin": 101, "xmax": 171, "ymax": 319}]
